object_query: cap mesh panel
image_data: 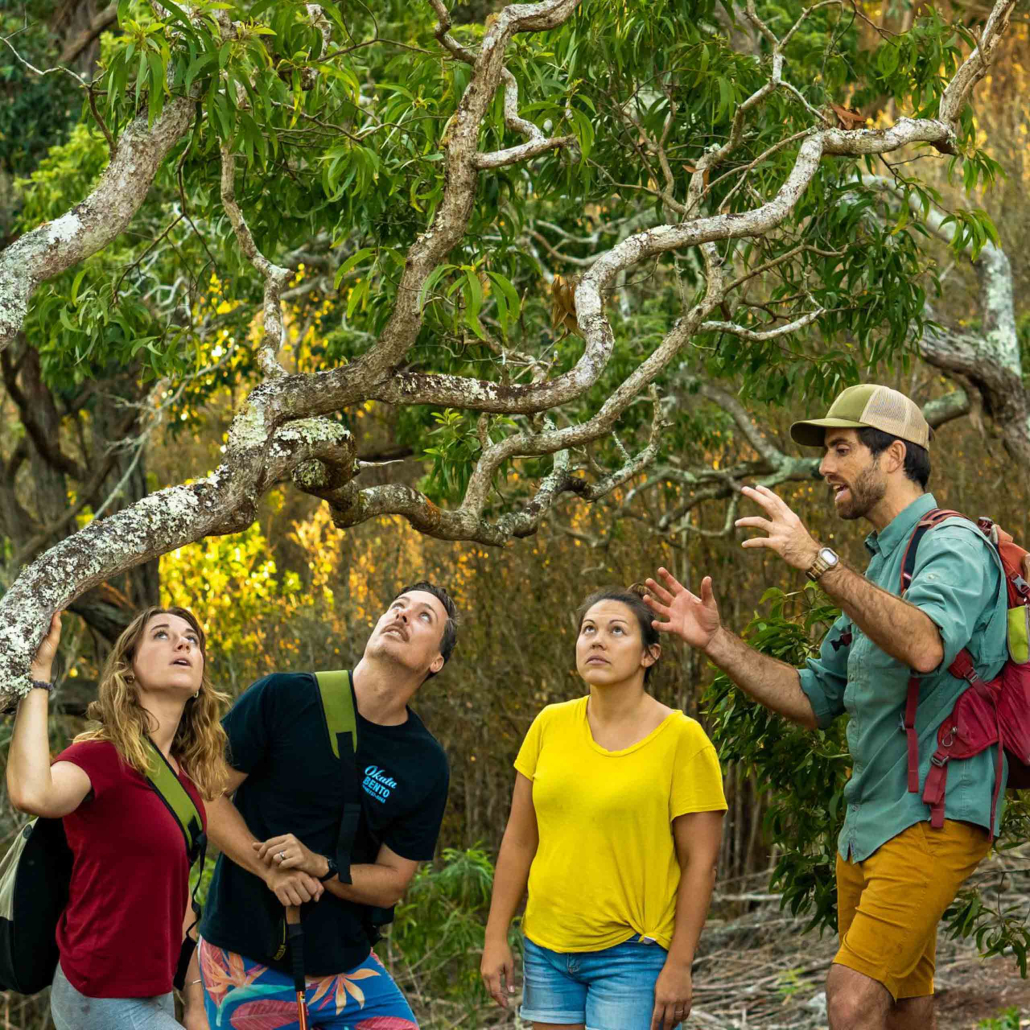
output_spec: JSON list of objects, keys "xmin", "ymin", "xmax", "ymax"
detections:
[{"xmin": 861, "ymin": 388, "xmax": 927, "ymax": 445}]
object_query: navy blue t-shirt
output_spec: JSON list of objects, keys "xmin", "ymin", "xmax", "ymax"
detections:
[{"xmin": 200, "ymin": 672, "xmax": 449, "ymax": 975}]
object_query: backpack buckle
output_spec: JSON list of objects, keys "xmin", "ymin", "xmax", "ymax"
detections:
[{"xmin": 931, "ymin": 751, "xmax": 950, "ymax": 767}]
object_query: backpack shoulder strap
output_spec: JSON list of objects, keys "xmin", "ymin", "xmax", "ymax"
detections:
[
  {"xmin": 899, "ymin": 509, "xmax": 972, "ymax": 798},
  {"xmin": 314, "ymin": 671, "xmax": 361, "ymax": 886},
  {"xmin": 899, "ymin": 508, "xmax": 969, "ymax": 595},
  {"xmin": 145, "ymin": 738, "xmax": 204, "ymax": 863},
  {"xmin": 315, "ymin": 670, "xmax": 358, "ymax": 759}
]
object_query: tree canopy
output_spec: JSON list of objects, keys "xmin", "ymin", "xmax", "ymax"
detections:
[{"xmin": 0, "ymin": 0, "xmax": 1024, "ymax": 699}]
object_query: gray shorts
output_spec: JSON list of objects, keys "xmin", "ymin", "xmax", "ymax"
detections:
[{"xmin": 50, "ymin": 961, "xmax": 180, "ymax": 1030}]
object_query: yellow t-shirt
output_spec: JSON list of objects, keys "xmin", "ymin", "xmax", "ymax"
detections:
[{"xmin": 515, "ymin": 697, "xmax": 726, "ymax": 953}]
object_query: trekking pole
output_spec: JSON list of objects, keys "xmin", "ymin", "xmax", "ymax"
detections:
[{"xmin": 285, "ymin": 906, "xmax": 310, "ymax": 1030}]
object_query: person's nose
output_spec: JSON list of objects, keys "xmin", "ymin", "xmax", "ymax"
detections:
[
  {"xmin": 819, "ymin": 451, "xmax": 833, "ymax": 478},
  {"xmin": 175, "ymin": 635, "xmax": 192, "ymax": 652}
]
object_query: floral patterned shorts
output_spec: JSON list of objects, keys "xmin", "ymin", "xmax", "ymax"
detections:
[{"xmin": 198, "ymin": 937, "xmax": 418, "ymax": 1029}]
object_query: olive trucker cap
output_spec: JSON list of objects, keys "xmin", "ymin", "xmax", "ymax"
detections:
[{"xmin": 790, "ymin": 384, "xmax": 930, "ymax": 450}]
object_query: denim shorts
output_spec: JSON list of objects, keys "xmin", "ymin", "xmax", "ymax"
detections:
[{"xmin": 521, "ymin": 936, "xmax": 675, "ymax": 1030}]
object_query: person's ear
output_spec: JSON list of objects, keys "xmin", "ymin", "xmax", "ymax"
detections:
[
  {"xmin": 885, "ymin": 440, "xmax": 907, "ymax": 474},
  {"xmin": 428, "ymin": 653, "xmax": 444, "ymax": 676},
  {"xmin": 642, "ymin": 644, "xmax": 661, "ymax": 668}
]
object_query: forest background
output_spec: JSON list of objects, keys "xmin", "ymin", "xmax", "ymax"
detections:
[{"xmin": 1, "ymin": 0, "xmax": 1030, "ymax": 1026}]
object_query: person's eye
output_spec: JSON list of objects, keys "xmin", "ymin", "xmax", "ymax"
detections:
[
  {"xmin": 155, "ymin": 629, "xmax": 168, "ymax": 638},
  {"xmin": 612, "ymin": 626, "xmax": 624, "ymax": 634},
  {"xmin": 420, "ymin": 611, "xmax": 430, "ymax": 621}
]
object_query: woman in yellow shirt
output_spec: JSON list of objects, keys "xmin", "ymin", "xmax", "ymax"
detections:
[{"xmin": 481, "ymin": 587, "xmax": 726, "ymax": 1030}]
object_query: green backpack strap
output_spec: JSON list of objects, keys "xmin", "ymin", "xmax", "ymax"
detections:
[
  {"xmin": 144, "ymin": 738, "xmax": 204, "ymax": 864},
  {"xmin": 315, "ymin": 671, "xmax": 360, "ymax": 886},
  {"xmin": 315, "ymin": 670, "xmax": 358, "ymax": 759},
  {"xmin": 144, "ymin": 739, "xmax": 207, "ymax": 992}
]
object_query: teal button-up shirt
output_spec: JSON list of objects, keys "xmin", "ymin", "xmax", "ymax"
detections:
[{"xmin": 799, "ymin": 493, "xmax": 1009, "ymax": 861}]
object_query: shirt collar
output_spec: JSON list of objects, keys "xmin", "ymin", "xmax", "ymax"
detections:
[{"xmin": 864, "ymin": 493, "xmax": 938, "ymax": 557}]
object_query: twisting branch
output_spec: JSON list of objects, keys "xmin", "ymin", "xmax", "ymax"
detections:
[
  {"xmin": 939, "ymin": 0, "xmax": 1015, "ymax": 127},
  {"xmin": 700, "ymin": 307, "xmax": 825, "ymax": 342},
  {"xmin": 219, "ymin": 146, "xmax": 291, "ymax": 376},
  {"xmin": 427, "ymin": 0, "xmax": 477, "ymax": 65},
  {"xmin": 475, "ymin": 67, "xmax": 579, "ymax": 169}
]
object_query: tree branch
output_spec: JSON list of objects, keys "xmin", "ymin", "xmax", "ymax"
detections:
[
  {"xmin": 219, "ymin": 145, "xmax": 291, "ymax": 376},
  {"xmin": 475, "ymin": 67, "xmax": 578, "ymax": 168}
]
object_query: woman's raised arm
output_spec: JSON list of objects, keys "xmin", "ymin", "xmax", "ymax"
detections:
[{"xmin": 7, "ymin": 614, "xmax": 91, "ymax": 818}]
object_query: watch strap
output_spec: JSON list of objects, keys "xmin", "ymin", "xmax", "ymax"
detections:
[
  {"xmin": 806, "ymin": 549, "xmax": 838, "ymax": 582},
  {"xmin": 319, "ymin": 855, "xmax": 338, "ymax": 882}
]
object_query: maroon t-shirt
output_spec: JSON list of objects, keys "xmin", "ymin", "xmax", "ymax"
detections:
[{"xmin": 53, "ymin": 740, "xmax": 206, "ymax": 997}]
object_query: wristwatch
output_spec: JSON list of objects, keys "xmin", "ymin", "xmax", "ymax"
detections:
[
  {"xmin": 806, "ymin": 547, "xmax": 840, "ymax": 582},
  {"xmin": 319, "ymin": 854, "xmax": 339, "ymax": 882}
]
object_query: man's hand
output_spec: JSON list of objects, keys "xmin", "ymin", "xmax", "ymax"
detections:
[
  {"xmin": 263, "ymin": 864, "xmax": 325, "ymax": 907},
  {"xmin": 254, "ymin": 833, "xmax": 329, "ymax": 879},
  {"xmin": 734, "ymin": 485, "xmax": 821, "ymax": 571},
  {"xmin": 651, "ymin": 961, "xmax": 692, "ymax": 1030},
  {"xmin": 644, "ymin": 569, "xmax": 722, "ymax": 652}
]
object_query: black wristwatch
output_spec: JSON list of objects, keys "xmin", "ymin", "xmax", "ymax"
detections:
[{"xmin": 319, "ymin": 855, "xmax": 339, "ymax": 882}]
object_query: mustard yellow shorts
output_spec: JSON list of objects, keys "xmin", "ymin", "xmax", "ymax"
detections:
[{"xmin": 835, "ymin": 819, "xmax": 991, "ymax": 1000}]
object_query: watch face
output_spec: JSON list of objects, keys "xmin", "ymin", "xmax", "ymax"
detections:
[{"xmin": 819, "ymin": 547, "xmax": 839, "ymax": 566}]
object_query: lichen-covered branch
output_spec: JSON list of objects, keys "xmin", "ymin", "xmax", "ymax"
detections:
[
  {"xmin": 0, "ymin": 97, "xmax": 195, "ymax": 350},
  {"xmin": 861, "ymin": 174, "xmax": 1029, "ymax": 475},
  {"xmin": 220, "ymin": 145, "xmax": 291, "ymax": 377},
  {"xmin": 475, "ymin": 68, "xmax": 579, "ymax": 169}
]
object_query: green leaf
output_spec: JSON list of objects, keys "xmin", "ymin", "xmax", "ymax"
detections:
[
  {"xmin": 418, "ymin": 264, "xmax": 454, "ymax": 313},
  {"xmin": 486, "ymin": 271, "xmax": 521, "ymax": 338},
  {"xmin": 346, "ymin": 277, "xmax": 369, "ymax": 320},
  {"xmin": 334, "ymin": 248, "xmax": 375, "ymax": 289},
  {"xmin": 184, "ymin": 52, "xmax": 216, "ymax": 91}
]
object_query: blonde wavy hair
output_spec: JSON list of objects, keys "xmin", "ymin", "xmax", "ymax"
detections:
[{"xmin": 74, "ymin": 606, "xmax": 230, "ymax": 800}]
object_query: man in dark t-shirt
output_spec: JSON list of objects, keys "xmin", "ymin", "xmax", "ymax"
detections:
[{"xmin": 183, "ymin": 581, "xmax": 456, "ymax": 1030}]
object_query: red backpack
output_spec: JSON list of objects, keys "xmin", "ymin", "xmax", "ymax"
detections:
[{"xmin": 899, "ymin": 510, "xmax": 1030, "ymax": 837}]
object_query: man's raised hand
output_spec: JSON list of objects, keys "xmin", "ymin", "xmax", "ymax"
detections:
[
  {"xmin": 734, "ymin": 485, "xmax": 821, "ymax": 571},
  {"xmin": 644, "ymin": 569, "xmax": 722, "ymax": 651}
]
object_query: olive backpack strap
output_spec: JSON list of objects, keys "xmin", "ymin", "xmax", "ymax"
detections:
[
  {"xmin": 144, "ymin": 738, "xmax": 207, "ymax": 990},
  {"xmin": 315, "ymin": 671, "xmax": 361, "ymax": 885}
]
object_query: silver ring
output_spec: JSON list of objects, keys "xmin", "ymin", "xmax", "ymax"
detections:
[{"xmin": 278, "ymin": 850, "xmax": 286, "ymax": 861}]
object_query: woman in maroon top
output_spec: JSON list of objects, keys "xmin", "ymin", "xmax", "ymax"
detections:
[{"xmin": 7, "ymin": 607, "xmax": 230, "ymax": 1030}]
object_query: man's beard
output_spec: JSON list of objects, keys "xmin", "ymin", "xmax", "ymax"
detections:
[{"xmin": 835, "ymin": 464, "xmax": 887, "ymax": 521}]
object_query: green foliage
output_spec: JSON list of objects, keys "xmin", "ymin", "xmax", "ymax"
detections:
[
  {"xmin": 12, "ymin": 0, "xmax": 1005, "ymax": 418},
  {"xmin": 704, "ymin": 584, "xmax": 850, "ymax": 934},
  {"xmin": 976, "ymin": 1008, "xmax": 1022, "ymax": 1030},
  {"xmin": 388, "ymin": 846, "xmax": 512, "ymax": 1010},
  {"xmin": 0, "ymin": 8, "xmax": 81, "ymax": 179},
  {"xmin": 945, "ymin": 791, "xmax": 1030, "ymax": 977}
]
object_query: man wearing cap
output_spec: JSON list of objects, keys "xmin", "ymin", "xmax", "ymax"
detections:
[{"xmin": 645, "ymin": 384, "xmax": 1008, "ymax": 1030}]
